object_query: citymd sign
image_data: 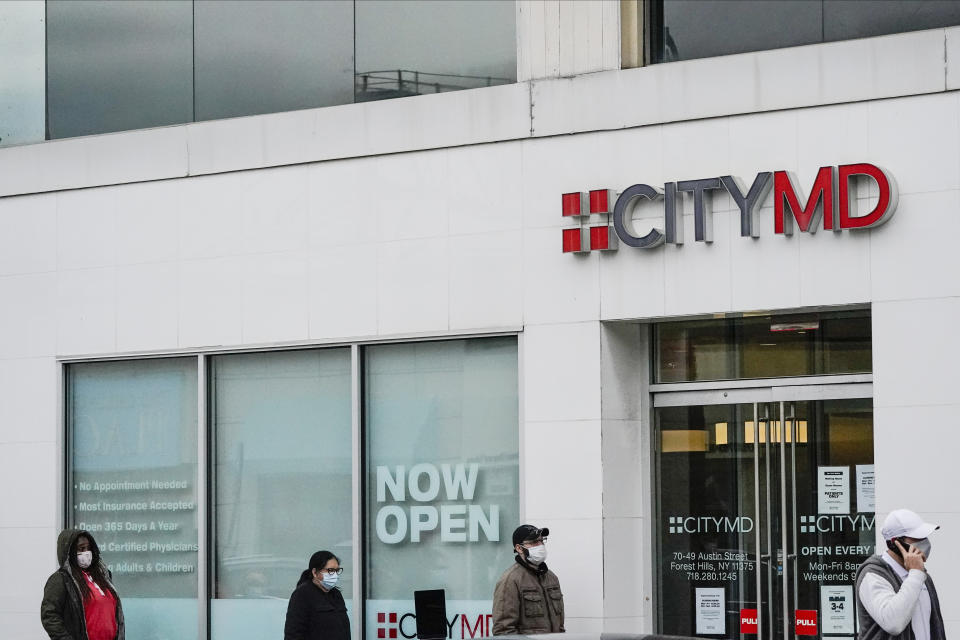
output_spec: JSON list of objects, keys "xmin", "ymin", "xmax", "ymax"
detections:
[{"xmin": 561, "ymin": 163, "xmax": 897, "ymax": 253}]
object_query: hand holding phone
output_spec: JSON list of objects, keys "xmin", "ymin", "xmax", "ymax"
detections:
[{"xmin": 893, "ymin": 539, "xmax": 926, "ymax": 571}]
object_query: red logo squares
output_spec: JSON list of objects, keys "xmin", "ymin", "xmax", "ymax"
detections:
[
  {"xmin": 795, "ymin": 610, "xmax": 817, "ymax": 636},
  {"xmin": 589, "ymin": 226, "xmax": 613, "ymax": 251},
  {"xmin": 562, "ymin": 228, "xmax": 583, "ymax": 253},
  {"xmin": 377, "ymin": 612, "xmax": 398, "ymax": 639},
  {"xmin": 562, "ymin": 188, "xmax": 617, "ymax": 253},
  {"xmin": 562, "ymin": 192, "xmax": 583, "ymax": 216},
  {"xmin": 740, "ymin": 609, "xmax": 758, "ymax": 634},
  {"xmin": 589, "ymin": 189, "xmax": 612, "ymax": 214}
]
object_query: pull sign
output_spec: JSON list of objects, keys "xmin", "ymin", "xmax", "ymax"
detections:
[
  {"xmin": 795, "ymin": 610, "xmax": 818, "ymax": 636},
  {"xmin": 740, "ymin": 609, "xmax": 758, "ymax": 634}
]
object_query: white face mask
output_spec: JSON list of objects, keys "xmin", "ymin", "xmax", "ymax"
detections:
[
  {"xmin": 321, "ymin": 572, "xmax": 340, "ymax": 589},
  {"xmin": 913, "ymin": 538, "xmax": 932, "ymax": 560},
  {"xmin": 314, "ymin": 569, "xmax": 340, "ymax": 590},
  {"xmin": 525, "ymin": 544, "xmax": 547, "ymax": 565},
  {"xmin": 77, "ymin": 551, "xmax": 93, "ymax": 569}
]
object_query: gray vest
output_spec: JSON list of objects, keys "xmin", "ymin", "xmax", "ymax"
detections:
[{"xmin": 855, "ymin": 555, "xmax": 946, "ymax": 640}]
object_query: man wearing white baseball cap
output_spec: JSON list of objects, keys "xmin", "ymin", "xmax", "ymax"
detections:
[{"xmin": 855, "ymin": 509, "xmax": 946, "ymax": 640}]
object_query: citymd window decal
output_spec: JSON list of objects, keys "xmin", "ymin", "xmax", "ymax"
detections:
[{"xmin": 364, "ymin": 338, "xmax": 519, "ymax": 640}]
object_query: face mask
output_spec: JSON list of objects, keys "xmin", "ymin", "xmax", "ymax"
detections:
[
  {"xmin": 77, "ymin": 551, "xmax": 93, "ymax": 569},
  {"xmin": 525, "ymin": 544, "xmax": 547, "ymax": 565},
  {"xmin": 321, "ymin": 572, "xmax": 340, "ymax": 589},
  {"xmin": 912, "ymin": 538, "xmax": 932, "ymax": 560}
]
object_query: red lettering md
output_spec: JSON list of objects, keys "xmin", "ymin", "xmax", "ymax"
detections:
[
  {"xmin": 838, "ymin": 163, "xmax": 897, "ymax": 229},
  {"xmin": 774, "ymin": 167, "xmax": 834, "ymax": 234}
]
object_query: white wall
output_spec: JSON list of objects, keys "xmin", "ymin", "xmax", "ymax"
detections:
[
  {"xmin": 2, "ymin": 24, "xmax": 960, "ymax": 639},
  {"xmin": 515, "ymin": 0, "xmax": 620, "ymax": 82}
]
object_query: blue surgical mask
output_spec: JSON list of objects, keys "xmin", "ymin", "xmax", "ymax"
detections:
[{"xmin": 321, "ymin": 572, "xmax": 340, "ymax": 589}]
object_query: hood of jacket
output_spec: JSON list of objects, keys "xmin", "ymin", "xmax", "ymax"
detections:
[{"xmin": 57, "ymin": 528, "xmax": 99, "ymax": 567}]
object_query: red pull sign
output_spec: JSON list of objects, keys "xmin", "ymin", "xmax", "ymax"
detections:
[
  {"xmin": 740, "ymin": 609, "xmax": 758, "ymax": 634},
  {"xmin": 795, "ymin": 610, "xmax": 818, "ymax": 636}
]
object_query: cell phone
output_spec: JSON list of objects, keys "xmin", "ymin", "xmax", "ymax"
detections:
[{"xmin": 886, "ymin": 536, "xmax": 911, "ymax": 558}]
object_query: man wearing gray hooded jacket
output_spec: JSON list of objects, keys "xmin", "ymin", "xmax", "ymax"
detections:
[{"xmin": 855, "ymin": 509, "xmax": 946, "ymax": 640}]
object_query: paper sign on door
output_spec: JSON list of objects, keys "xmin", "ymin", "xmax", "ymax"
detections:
[
  {"xmin": 856, "ymin": 465, "xmax": 875, "ymax": 512},
  {"xmin": 818, "ymin": 466, "xmax": 850, "ymax": 514},
  {"xmin": 821, "ymin": 585, "xmax": 854, "ymax": 634},
  {"xmin": 695, "ymin": 588, "xmax": 725, "ymax": 635}
]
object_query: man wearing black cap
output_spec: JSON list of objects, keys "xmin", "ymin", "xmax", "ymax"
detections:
[
  {"xmin": 855, "ymin": 509, "xmax": 946, "ymax": 640},
  {"xmin": 491, "ymin": 524, "xmax": 564, "ymax": 635}
]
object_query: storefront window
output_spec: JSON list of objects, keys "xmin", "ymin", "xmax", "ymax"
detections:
[
  {"xmin": 209, "ymin": 349, "xmax": 353, "ymax": 640},
  {"xmin": 67, "ymin": 357, "xmax": 199, "ymax": 640},
  {"xmin": 363, "ymin": 337, "xmax": 519, "ymax": 640},
  {"xmin": 64, "ymin": 336, "xmax": 518, "ymax": 639},
  {"xmin": 655, "ymin": 310, "xmax": 871, "ymax": 383}
]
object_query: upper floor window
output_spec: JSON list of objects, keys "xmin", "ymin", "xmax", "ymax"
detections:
[
  {"xmin": 0, "ymin": 0, "xmax": 516, "ymax": 147},
  {"xmin": 648, "ymin": 0, "xmax": 960, "ymax": 63}
]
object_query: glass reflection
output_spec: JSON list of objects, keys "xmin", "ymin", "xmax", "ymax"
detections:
[
  {"xmin": 210, "ymin": 349, "xmax": 352, "ymax": 640},
  {"xmin": 46, "ymin": 0, "xmax": 193, "ymax": 139},
  {"xmin": 67, "ymin": 358, "xmax": 199, "ymax": 640},
  {"xmin": 23, "ymin": 0, "xmax": 520, "ymax": 143},
  {"xmin": 363, "ymin": 337, "xmax": 519, "ymax": 640},
  {"xmin": 355, "ymin": 0, "xmax": 516, "ymax": 102},
  {"xmin": 194, "ymin": 0, "xmax": 354, "ymax": 121},
  {"xmin": 656, "ymin": 0, "xmax": 960, "ymax": 63}
]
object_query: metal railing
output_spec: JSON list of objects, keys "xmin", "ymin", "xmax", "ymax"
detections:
[{"xmin": 354, "ymin": 69, "xmax": 513, "ymax": 101}]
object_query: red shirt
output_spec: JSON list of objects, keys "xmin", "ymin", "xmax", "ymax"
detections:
[{"xmin": 81, "ymin": 571, "xmax": 118, "ymax": 640}]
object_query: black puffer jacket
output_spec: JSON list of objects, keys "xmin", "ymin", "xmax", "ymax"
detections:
[
  {"xmin": 283, "ymin": 580, "xmax": 351, "ymax": 640},
  {"xmin": 40, "ymin": 529, "xmax": 125, "ymax": 640}
]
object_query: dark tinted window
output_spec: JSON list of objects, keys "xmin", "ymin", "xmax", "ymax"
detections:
[
  {"xmin": 194, "ymin": 0, "xmax": 353, "ymax": 121},
  {"xmin": 653, "ymin": 0, "xmax": 960, "ymax": 63},
  {"xmin": 47, "ymin": 0, "xmax": 193, "ymax": 138},
  {"xmin": 355, "ymin": 0, "xmax": 516, "ymax": 102},
  {"xmin": 42, "ymin": 0, "xmax": 515, "ymax": 141}
]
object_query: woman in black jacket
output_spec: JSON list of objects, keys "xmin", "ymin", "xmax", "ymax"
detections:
[{"xmin": 284, "ymin": 550, "xmax": 350, "ymax": 640}]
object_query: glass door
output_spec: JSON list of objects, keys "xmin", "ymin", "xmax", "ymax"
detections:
[{"xmin": 655, "ymin": 395, "xmax": 875, "ymax": 640}]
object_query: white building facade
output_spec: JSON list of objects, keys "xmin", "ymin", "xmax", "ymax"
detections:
[{"xmin": 1, "ymin": 2, "xmax": 959, "ymax": 639}]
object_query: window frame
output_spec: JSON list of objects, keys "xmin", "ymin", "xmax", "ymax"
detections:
[{"xmin": 60, "ymin": 330, "xmax": 521, "ymax": 640}]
